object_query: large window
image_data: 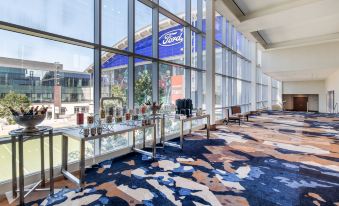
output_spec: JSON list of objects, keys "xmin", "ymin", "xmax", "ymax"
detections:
[
  {"xmin": 102, "ymin": 0, "xmax": 128, "ymax": 48},
  {"xmin": 0, "ymin": 29, "xmax": 93, "ymax": 122},
  {"xmin": 101, "ymin": 52, "xmax": 128, "ymax": 107},
  {"xmin": 0, "ymin": 0, "xmax": 269, "ymax": 184},
  {"xmin": 135, "ymin": 1, "xmax": 153, "ymax": 57},
  {"xmin": 0, "ymin": 29, "xmax": 95, "ymax": 181},
  {"xmin": 159, "ymin": 14, "xmax": 185, "ymax": 65},
  {"xmin": 159, "ymin": 64, "xmax": 185, "ymax": 105},
  {"xmin": 213, "ymin": 11, "xmax": 252, "ymax": 118},
  {"xmin": 159, "ymin": 0, "xmax": 185, "ymax": 19},
  {"xmin": 256, "ymin": 68, "xmax": 269, "ymax": 109},
  {"xmin": 0, "ymin": 0, "xmax": 94, "ymax": 42},
  {"xmin": 135, "ymin": 58, "xmax": 152, "ymax": 106}
]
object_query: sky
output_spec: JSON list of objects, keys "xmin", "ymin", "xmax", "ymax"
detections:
[{"xmin": 0, "ymin": 0, "xmax": 188, "ymax": 71}]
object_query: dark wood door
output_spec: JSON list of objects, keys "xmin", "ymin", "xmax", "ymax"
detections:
[{"xmin": 293, "ymin": 97, "xmax": 308, "ymax": 111}]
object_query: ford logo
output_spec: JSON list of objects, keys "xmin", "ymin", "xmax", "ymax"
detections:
[{"xmin": 159, "ymin": 29, "xmax": 184, "ymax": 47}]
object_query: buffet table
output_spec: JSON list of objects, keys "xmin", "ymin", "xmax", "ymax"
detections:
[
  {"xmin": 6, "ymin": 112, "xmax": 209, "ymax": 201},
  {"xmin": 158, "ymin": 114, "xmax": 211, "ymax": 150},
  {"xmin": 60, "ymin": 123, "xmax": 156, "ymax": 188}
]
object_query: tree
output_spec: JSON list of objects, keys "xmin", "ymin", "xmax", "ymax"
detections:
[
  {"xmin": 135, "ymin": 69, "xmax": 152, "ymax": 105},
  {"xmin": 0, "ymin": 91, "xmax": 31, "ymax": 124},
  {"xmin": 111, "ymin": 84, "xmax": 127, "ymax": 106}
]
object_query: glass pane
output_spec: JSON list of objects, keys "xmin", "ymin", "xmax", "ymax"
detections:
[
  {"xmin": 226, "ymin": 20, "xmax": 230, "ymax": 47},
  {"xmin": 159, "ymin": 14, "xmax": 185, "ymax": 65},
  {"xmin": 215, "ymin": 109, "xmax": 223, "ymax": 120},
  {"xmin": 159, "ymin": 0, "xmax": 185, "ymax": 20},
  {"xmin": 101, "ymin": 52, "xmax": 129, "ymax": 153},
  {"xmin": 0, "ymin": 29, "xmax": 93, "ymax": 131},
  {"xmin": 0, "ymin": 30, "xmax": 94, "ymax": 181},
  {"xmin": 191, "ymin": 70, "xmax": 204, "ymax": 109},
  {"xmin": 101, "ymin": 52, "xmax": 128, "ymax": 108},
  {"xmin": 215, "ymin": 12, "xmax": 223, "ymax": 42},
  {"xmin": 191, "ymin": 0, "xmax": 198, "ymax": 26},
  {"xmin": 232, "ymin": 25, "xmax": 237, "ymax": 50},
  {"xmin": 135, "ymin": 58, "xmax": 152, "ymax": 107},
  {"xmin": 237, "ymin": 31, "xmax": 242, "ymax": 54},
  {"xmin": 202, "ymin": 36, "xmax": 206, "ymax": 69},
  {"xmin": 135, "ymin": 1, "xmax": 153, "ymax": 57},
  {"xmin": 202, "ymin": 0, "xmax": 207, "ymax": 33},
  {"xmin": 0, "ymin": 0, "xmax": 94, "ymax": 42},
  {"xmin": 159, "ymin": 64, "xmax": 185, "ymax": 105},
  {"xmin": 215, "ymin": 44, "xmax": 222, "ymax": 74},
  {"xmin": 191, "ymin": 31, "xmax": 198, "ymax": 68},
  {"xmin": 102, "ymin": 0, "xmax": 128, "ymax": 49},
  {"xmin": 215, "ymin": 75, "xmax": 222, "ymax": 107},
  {"xmin": 202, "ymin": 72, "xmax": 206, "ymax": 109}
]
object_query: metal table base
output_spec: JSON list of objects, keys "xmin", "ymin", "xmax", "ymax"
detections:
[
  {"xmin": 8, "ymin": 127, "xmax": 54, "ymax": 206},
  {"xmin": 61, "ymin": 123, "xmax": 157, "ymax": 189},
  {"xmin": 160, "ymin": 114, "xmax": 211, "ymax": 150}
]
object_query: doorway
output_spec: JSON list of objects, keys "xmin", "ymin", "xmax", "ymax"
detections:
[{"xmin": 293, "ymin": 97, "xmax": 308, "ymax": 111}]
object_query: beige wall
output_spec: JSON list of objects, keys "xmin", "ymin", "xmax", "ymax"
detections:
[
  {"xmin": 283, "ymin": 94, "xmax": 319, "ymax": 112},
  {"xmin": 283, "ymin": 81, "xmax": 326, "ymax": 112}
]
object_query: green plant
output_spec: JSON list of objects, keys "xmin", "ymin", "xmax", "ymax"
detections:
[
  {"xmin": 135, "ymin": 69, "xmax": 152, "ymax": 105},
  {"xmin": 111, "ymin": 85, "xmax": 127, "ymax": 104},
  {"xmin": 0, "ymin": 91, "xmax": 31, "ymax": 124}
]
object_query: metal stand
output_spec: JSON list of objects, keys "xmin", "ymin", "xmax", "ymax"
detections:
[
  {"xmin": 160, "ymin": 114, "xmax": 211, "ymax": 150},
  {"xmin": 8, "ymin": 126, "xmax": 54, "ymax": 206},
  {"xmin": 61, "ymin": 123, "xmax": 157, "ymax": 189},
  {"xmin": 132, "ymin": 124, "xmax": 157, "ymax": 159}
]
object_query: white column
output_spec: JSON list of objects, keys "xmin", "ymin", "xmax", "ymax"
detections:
[
  {"xmin": 268, "ymin": 77, "xmax": 272, "ymax": 109},
  {"xmin": 250, "ymin": 42, "xmax": 257, "ymax": 111},
  {"xmin": 205, "ymin": 0, "xmax": 216, "ymax": 124}
]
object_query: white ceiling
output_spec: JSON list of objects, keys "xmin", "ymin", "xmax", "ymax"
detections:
[
  {"xmin": 260, "ymin": 13, "xmax": 339, "ymax": 44},
  {"xmin": 220, "ymin": 0, "xmax": 339, "ymax": 81},
  {"xmin": 233, "ymin": 0, "xmax": 294, "ymax": 16},
  {"xmin": 225, "ymin": 0, "xmax": 339, "ymax": 49}
]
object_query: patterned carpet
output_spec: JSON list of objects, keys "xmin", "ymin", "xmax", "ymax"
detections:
[{"xmin": 29, "ymin": 111, "xmax": 339, "ymax": 206}]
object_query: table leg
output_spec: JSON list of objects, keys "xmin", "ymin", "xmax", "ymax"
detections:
[
  {"xmin": 49, "ymin": 130, "xmax": 54, "ymax": 195},
  {"xmin": 79, "ymin": 139, "xmax": 85, "ymax": 188},
  {"xmin": 40, "ymin": 133, "xmax": 45, "ymax": 187},
  {"xmin": 152, "ymin": 125, "xmax": 156, "ymax": 159},
  {"xmin": 143, "ymin": 128, "xmax": 146, "ymax": 149},
  {"xmin": 11, "ymin": 135, "xmax": 17, "ymax": 198},
  {"xmin": 207, "ymin": 116, "xmax": 210, "ymax": 140},
  {"xmin": 180, "ymin": 121, "xmax": 184, "ymax": 150},
  {"xmin": 99, "ymin": 137, "xmax": 102, "ymax": 155},
  {"xmin": 132, "ymin": 131, "xmax": 136, "ymax": 149},
  {"xmin": 189, "ymin": 120, "xmax": 192, "ymax": 135},
  {"xmin": 61, "ymin": 135, "xmax": 68, "ymax": 172},
  {"xmin": 161, "ymin": 117, "xmax": 165, "ymax": 144},
  {"xmin": 18, "ymin": 135, "xmax": 24, "ymax": 205}
]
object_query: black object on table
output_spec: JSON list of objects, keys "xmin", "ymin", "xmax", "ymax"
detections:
[{"xmin": 175, "ymin": 98, "xmax": 193, "ymax": 117}]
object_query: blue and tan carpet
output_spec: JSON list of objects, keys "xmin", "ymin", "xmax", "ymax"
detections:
[{"xmin": 29, "ymin": 111, "xmax": 339, "ymax": 206}]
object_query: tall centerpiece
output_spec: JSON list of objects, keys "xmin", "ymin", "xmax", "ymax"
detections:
[
  {"xmin": 9, "ymin": 106, "xmax": 48, "ymax": 133},
  {"xmin": 145, "ymin": 101, "xmax": 162, "ymax": 115}
]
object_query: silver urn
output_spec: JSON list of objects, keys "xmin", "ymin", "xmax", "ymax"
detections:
[{"xmin": 13, "ymin": 114, "xmax": 46, "ymax": 133}]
